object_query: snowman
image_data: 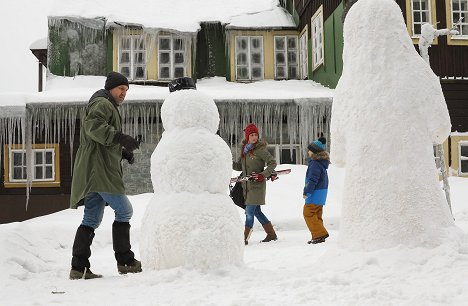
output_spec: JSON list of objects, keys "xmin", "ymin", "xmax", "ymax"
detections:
[
  {"xmin": 140, "ymin": 77, "xmax": 244, "ymax": 270},
  {"xmin": 330, "ymin": 0, "xmax": 462, "ymax": 251}
]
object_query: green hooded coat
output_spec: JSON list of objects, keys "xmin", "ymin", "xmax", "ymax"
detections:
[
  {"xmin": 232, "ymin": 140, "xmax": 277, "ymax": 205},
  {"xmin": 70, "ymin": 90, "xmax": 124, "ymax": 208}
]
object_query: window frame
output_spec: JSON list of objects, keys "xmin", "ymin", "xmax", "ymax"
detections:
[
  {"xmin": 274, "ymin": 35, "xmax": 299, "ymax": 80},
  {"xmin": 458, "ymin": 141, "xmax": 468, "ymax": 176},
  {"xmin": 267, "ymin": 144, "xmax": 303, "ymax": 165},
  {"xmin": 235, "ymin": 36, "xmax": 264, "ymax": 81},
  {"xmin": 299, "ymin": 26, "xmax": 309, "ymax": 80},
  {"xmin": 3, "ymin": 144, "xmax": 61, "ymax": 188},
  {"xmin": 432, "ymin": 144, "xmax": 443, "ymax": 175},
  {"xmin": 447, "ymin": 0, "xmax": 468, "ymax": 44},
  {"xmin": 405, "ymin": 0, "xmax": 438, "ymax": 44},
  {"xmin": 158, "ymin": 35, "xmax": 187, "ymax": 81},
  {"xmin": 410, "ymin": 0, "xmax": 434, "ymax": 37},
  {"xmin": 118, "ymin": 35, "xmax": 147, "ymax": 80},
  {"xmin": 311, "ymin": 6, "xmax": 324, "ymax": 71}
]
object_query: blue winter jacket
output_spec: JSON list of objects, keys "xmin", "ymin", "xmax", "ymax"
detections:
[{"xmin": 303, "ymin": 156, "xmax": 330, "ymax": 205}]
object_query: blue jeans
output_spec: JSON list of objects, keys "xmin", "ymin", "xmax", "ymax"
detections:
[
  {"xmin": 245, "ymin": 204, "xmax": 270, "ymax": 228},
  {"xmin": 81, "ymin": 192, "xmax": 133, "ymax": 229}
]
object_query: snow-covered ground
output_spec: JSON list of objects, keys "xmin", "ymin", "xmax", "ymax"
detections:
[{"xmin": 2, "ymin": 164, "xmax": 468, "ymax": 305}]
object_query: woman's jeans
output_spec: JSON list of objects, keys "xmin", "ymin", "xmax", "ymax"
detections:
[
  {"xmin": 245, "ymin": 204, "xmax": 270, "ymax": 228},
  {"xmin": 81, "ymin": 192, "xmax": 133, "ymax": 229}
]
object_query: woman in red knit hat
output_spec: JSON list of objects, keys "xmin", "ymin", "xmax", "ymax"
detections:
[{"xmin": 233, "ymin": 123, "xmax": 277, "ymax": 245}]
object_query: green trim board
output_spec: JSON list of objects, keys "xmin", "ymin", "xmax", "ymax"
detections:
[
  {"xmin": 106, "ymin": 30, "xmax": 113, "ymax": 74},
  {"xmin": 310, "ymin": 2, "xmax": 344, "ymax": 89}
]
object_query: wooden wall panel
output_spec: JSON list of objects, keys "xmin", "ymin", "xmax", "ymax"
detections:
[
  {"xmin": 443, "ymin": 81, "xmax": 468, "ymax": 132},
  {"xmin": 0, "ymin": 194, "xmax": 70, "ymax": 224}
]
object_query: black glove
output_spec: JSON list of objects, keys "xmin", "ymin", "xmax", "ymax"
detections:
[
  {"xmin": 113, "ymin": 132, "xmax": 139, "ymax": 152},
  {"xmin": 122, "ymin": 148, "xmax": 135, "ymax": 164}
]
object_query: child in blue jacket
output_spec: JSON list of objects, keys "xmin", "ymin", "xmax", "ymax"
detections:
[{"xmin": 303, "ymin": 137, "xmax": 330, "ymax": 244}]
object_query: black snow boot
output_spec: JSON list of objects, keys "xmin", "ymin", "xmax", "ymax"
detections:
[
  {"xmin": 112, "ymin": 221, "xmax": 142, "ymax": 274},
  {"xmin": 70, "ymin": 225, "xmax": 102, "ymax": 280}
]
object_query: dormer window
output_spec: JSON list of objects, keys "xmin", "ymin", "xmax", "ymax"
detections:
[
  {"xmin": 119, "ymin": 35, "xmax": 147, "ymax": 80},
  {"xmin": 311, "ymin": 6, "xmax": 324, "ymax": 70},
  {"xmin": 299, "ymin": 27, "xmax": 309, "ymax": 79},
  {"xmin": 158, "ymin": 35, "xmax": 187, "ymax": 80},
  {"xmin": 235, "ymin": 36, "xmax": 264, "ymax": 81},
  {"xmin": 274, "ymin": 36, "xmax": 299, "ymax": 80}
]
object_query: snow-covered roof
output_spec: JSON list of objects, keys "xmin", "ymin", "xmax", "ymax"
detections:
[
  {"xmin": 29, "ymin": 38, "xmax": 47, "ymax": 50},
  {"xmin": 0, "ymin": 76, "xmax": 333, "ymax": 118},
  {"xmin": 0, "ymin": 93, "xmax": 28, "ymax": 117},
  {"xmin": 49, "ymin": 0, "xmax": 296, "ymax": 33},
  {"xmin": 226, "ymin": 7, "xmax": 295, "ymax": 29}
]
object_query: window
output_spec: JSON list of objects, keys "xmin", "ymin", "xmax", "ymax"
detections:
[
  {"xmin": 451, "ymin": 0, "xmax": 468, "ymax": 37},
  {"xmin": 4, "ymin": 144, "xmax": 61, "ymax": 188},
  {"xmin": 274, "ymin": 36, "xmax": 299, "ymax": 80},
  {"xmin": 299, "ymin": 27, "xmax": 308, "ymax": 79},
  {"xmin": 159, "ymin": 36, "xmax": 187, "ymax": 80},
  {"xmin": 433, "ymin": 144, "xmax": 443, "ymax": 175},
  {"xmin": 119, "ymin": 35, "xmax": 146, "ymax": 80},
  {"xmin": 459, "ymin": 142, "xmax": 468, "ymax": 175},
  {"xmin": 235, "ymin": 36, "xmax": 264, "ymax": 81},
  {"xmin": 311, "ymin": 7, "xmax": 324, "ymax": 70},
  {"xmin": 411, "ymin": 0, "xmax": 433, "ymax": 36},
  {"xmin": 267, "ymin": 144, "xmax": 302, "ymax": 164}
]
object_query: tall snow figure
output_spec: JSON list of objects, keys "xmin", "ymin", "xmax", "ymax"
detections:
[
  {"xmin": 331, "ymin": 0, "xmax": 461, "ymax": 251},
  {"xmin": 140, "ymin": 77, "xmax": 244, "ymax": 269}
]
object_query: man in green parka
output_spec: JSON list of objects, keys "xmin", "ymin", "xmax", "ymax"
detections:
[{"xmin": 69, "ymin": 72, "xmax": 142, "ymax": 280}]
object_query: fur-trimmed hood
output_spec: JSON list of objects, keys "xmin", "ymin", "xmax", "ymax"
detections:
[{"xmin": 311, "ymin": 150, "xmax": 330, "ymax": 161}]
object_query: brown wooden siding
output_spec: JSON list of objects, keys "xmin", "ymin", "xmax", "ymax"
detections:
[
  {"xmin": 442, "ymin": 80, "xmax": 468, "ymax": 132},
  {"xmin": 0, "ymin": 194, "xmax": 71, "ymax": 224},
  {"xmin": 0, "ymin": 124, "xmax": 80, "ymax": 224}
]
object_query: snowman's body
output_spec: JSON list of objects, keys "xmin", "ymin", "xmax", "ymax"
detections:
[
  {"xmin": 140, "ymin": 90, "xmax": 244, "ymax": 270},
  {"xmin": 331, "ymin": 0, "xmax": 461, "ymax": 251}
]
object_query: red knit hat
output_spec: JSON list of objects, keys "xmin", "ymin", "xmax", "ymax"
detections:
[{"xmin": 244, "ymin": 123, "xmax": 259, "ymax": 140}]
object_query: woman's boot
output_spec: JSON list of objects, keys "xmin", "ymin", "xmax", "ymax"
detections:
[
  {"xmin": 261, "ymin": 222, "xmax": 277, "ymax": 242},
  {"xmin": 244, "ymin": 227, "xmax": 252, "ymax": 245}
]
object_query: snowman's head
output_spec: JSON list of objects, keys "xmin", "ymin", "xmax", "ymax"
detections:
[{"xmin": 161, "ymin": 89, "xmax": 220, "ymax": 133}]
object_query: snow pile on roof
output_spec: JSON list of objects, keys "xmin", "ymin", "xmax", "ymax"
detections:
[
  {"xmin": 29, "ymin": 37, "xmax": 47, "ymax": 50},
  {"xmin": 227, "ymin": 6, "xmax": 295, "ymax": 29},
  {"xmin": 0, "ymin": 93, "xmax": 28, "ymax": 117},
  {"xmin": 49, "ymin": 0, "xmax": 295, "ymax": 33},
  {"xmin": 0, "ymin": 75, "xmax": 333, "ymax": 105}
]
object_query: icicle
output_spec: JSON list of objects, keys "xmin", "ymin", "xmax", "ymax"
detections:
[
  {"xmin": 216, "ymin": 98, "xmax": 332, "ymax": 162},
  {"xmin": 25, "ymin": 108, "xmax": 32, "ymax": 210}
]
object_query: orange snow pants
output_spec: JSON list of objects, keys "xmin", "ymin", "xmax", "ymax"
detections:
[{"xmin": 303, "ymin": 204, "xmax": 328, "ymax": 239}]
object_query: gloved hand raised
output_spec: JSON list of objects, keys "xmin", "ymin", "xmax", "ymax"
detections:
[
  {"xmin": 122, "ymin": 148, "xmax": 135, "ymax": 164},
  {"xmin": 113, "ymin": 132, "xmax": 140, "ymax": 152},
  {"xmin": 251, "ymin": 172, "xmax": 265, "ymax": 183}
]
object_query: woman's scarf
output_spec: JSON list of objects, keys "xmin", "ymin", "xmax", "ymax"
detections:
[{"xmin": 242, "ymin": 143, "xmax": 254, "ymax": 157}]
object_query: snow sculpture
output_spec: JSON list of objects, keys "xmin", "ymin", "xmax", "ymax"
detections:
[
  {"xmin": 331, "ymin": 0, "xmax": 461, "ymax": 251},
  {"xmin": 140, "ymin": 87, "xmax": 244, "ymax": 269},
  {"xmin": 419, "ymin": 23, "xmax": 459, "ymax": 64}
]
